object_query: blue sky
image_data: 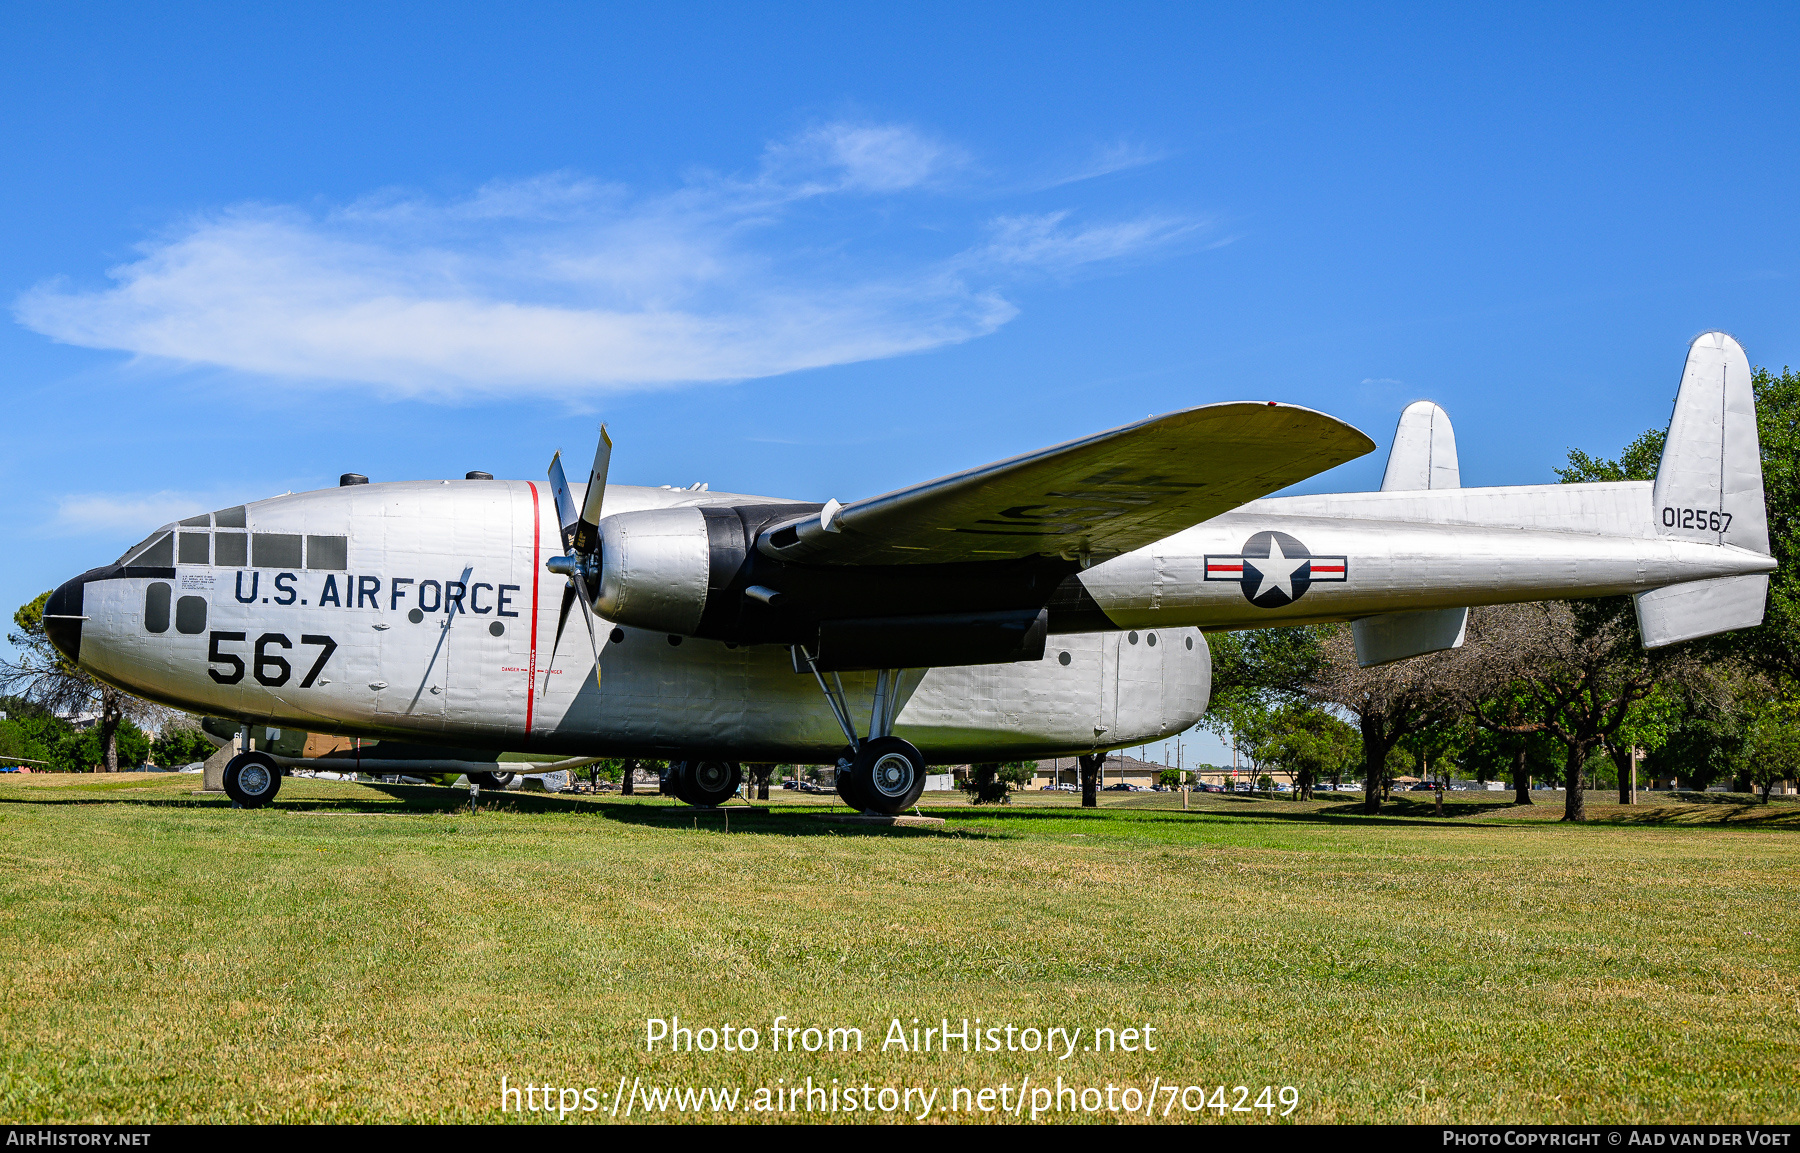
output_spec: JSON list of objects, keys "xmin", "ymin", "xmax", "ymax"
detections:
[{"xmin": 5, "ymin": 4, "xmax": 1797, "ymax": 765}]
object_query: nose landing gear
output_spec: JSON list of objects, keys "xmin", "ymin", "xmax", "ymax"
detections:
[{"xmin": 223, "ymin": 750, "xmax": 282, "ymax": 808}]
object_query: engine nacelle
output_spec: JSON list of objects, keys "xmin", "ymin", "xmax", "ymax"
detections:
[{"xmin": 595, "ymin": 507, "xmax": 713, "ymax": 635}]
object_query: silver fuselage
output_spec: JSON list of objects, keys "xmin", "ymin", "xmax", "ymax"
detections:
[{"xmin": 62, "ymin": 477, "xmax": 1771, "ymax": 763}]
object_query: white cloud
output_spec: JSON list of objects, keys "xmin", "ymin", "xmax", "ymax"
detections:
[
  {"xmin": 16, "ymin": 122, "xmax": 1203, "ymax": 401},
  {"xmin": 1031, "ymin": 141, "xmax": 1172, "ymax": 190},
  {"xmin": 758, "ymin": 122, "xmax": 963, "ymax": 193},
  {"xmin": 53, "ymin": 492, "xmax": 229, "ymax": 537},
  {"xmin": 974, "ymin": 211, "xmax": 1206, "ymax": 271}
]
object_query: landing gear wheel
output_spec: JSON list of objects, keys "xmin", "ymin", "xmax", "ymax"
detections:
[
  {"xmin": 223, "ymin": 751, "xmax": 282, "ymax": 808},
  {"xmin": 848, "ymin": 736, "xmax": 927, "ymax": 816},
  {"xmin": 467, "ymin": 771, "xmax": 515, "ymax": 789},
  {"xmin": 669, "ymin": 760, "xmax": 741, "ymax": 807},
  {"xmin": 833, "ymin": 749, "xmax": 868, "ymax": 811}
]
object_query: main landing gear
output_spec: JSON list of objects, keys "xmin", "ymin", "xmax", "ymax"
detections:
[
  {"xmin": 466, "ymin": 771, "xmax": 516, "ymax": 789},
  {"xmin": 798, "ymin": 654, "xmax": 928, "ymax": 816}
]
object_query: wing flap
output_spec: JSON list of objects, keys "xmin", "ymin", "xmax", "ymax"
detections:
[{"xmin": 758, "ymin": 402, "xmax": 1374, "ymax": 566}]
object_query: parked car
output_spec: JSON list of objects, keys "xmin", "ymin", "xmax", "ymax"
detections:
[
  {"xmin": 1195, "ymin": 782, "xmax": 1224, "ymax": 793},
  {"xmin": 1408, "ymin": 782, "xmax": 1437, "ymax": 791}
]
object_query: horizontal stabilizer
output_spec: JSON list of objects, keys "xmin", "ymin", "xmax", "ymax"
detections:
[
  {"xmin": 1352, "ymin": 607, "xmax": 1469, "ymax": 667},
  {"xmin": 1634, "ymin": 574, "xmax": 1768, "ymax": 648}
]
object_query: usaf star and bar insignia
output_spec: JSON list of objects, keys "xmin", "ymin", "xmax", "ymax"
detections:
[{"xmin": 1203, "ymin": 530, "xmax": 1347, "ymax": 608}]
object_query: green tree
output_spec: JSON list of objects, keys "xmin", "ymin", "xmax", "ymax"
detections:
[
  {"xmin": 0, "ymin": 720, "xmax": 50, "ymax": 766},
  {"xmin": 1455, "ymin": 716, "xmax": 1561, "ymax": 803},
  {"xmin": 1204, "ymin": 626, "xmax": 1330, "ymax": 779},
  {"xmin": 995, "ymin": 760, "xmax": 1038, "ymax": 788},
  {"xmin": 963, "ymin": 763, "xmax": 1010, "ymax": 804},
  {"xmin": 1746, "ymin": 691, "xmax": 1800, "ymax": 802},
  {"xmin": 1261, "ymin": 703, "xmax": 1360, "ymax": 800},
  {"xmin": 1601, "ymin": 690, "xmax": 1682, "ymax": 802},
  {"xmin": 150, "ymin": 718, "xmax": 216, "ymax": 767},
  {"xmin": 1307, "ymin": 624, "xmax": 1473, "ymax": 814},
  {"xmin": 1468, "ymin": 603, "xmax": 1672, "ymax": 821}
]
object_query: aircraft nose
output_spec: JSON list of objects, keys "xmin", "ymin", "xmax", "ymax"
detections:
[{"xmin": 42, "ymin": 572, "xmax": 89, "ymax": 666}]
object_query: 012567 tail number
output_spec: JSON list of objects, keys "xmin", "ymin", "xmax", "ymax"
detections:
[
  {"xmin": 1663, "ymin": 507, "xmax": 1732, "ymax": 532},
  {"xmin": 208, "ymin": 632, "xmax": 337, "ymax": 688}
]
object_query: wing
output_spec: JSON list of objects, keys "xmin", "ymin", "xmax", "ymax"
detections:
[{"xmin": 756, "ymin": 401, "xmax": 1374, "ymax": 565}]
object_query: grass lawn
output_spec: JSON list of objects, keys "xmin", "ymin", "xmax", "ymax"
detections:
[{"xmin": 0, "ymin": 773, "xmax": 1794, "ymax": 1124}]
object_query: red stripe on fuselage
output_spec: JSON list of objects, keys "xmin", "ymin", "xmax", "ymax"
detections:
[{"xmin": 525, "ymin": 482, "xmax": 541, "ymax": 744}]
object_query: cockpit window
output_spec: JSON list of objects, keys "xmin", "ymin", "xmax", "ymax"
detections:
[
  {"xmin": 119, "ymin": 530, "xmax": 174, "ymax": 568},
  {"xmin": 215, "ymin": 533, "xmax": 248, "ymax": 567},
  {"xmin": 180, "ymin": 513, "xmax": 211, "ymax": 527},
  {"xmin": 215, "ymin": 506, "xmax": 248, "ymax": 528}
]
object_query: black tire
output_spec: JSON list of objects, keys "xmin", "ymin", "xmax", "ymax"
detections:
[
  {"xmin": 467, "ymin": 771, "xmax": 515, "ymax": 789},
  {"xmin": 223, "ymin": 751, "xmax": 282, "ymax": 808},
  {"xmin": 832, "ymin": 748, "xmax": 866, "ymax": 810},
  {"xmin": 850, "ymin": 736, "xmax": 927, "ymax": 815},
  {"xmin": 669, "ymin": 760, "xmax": 741, "ymax": 807}
]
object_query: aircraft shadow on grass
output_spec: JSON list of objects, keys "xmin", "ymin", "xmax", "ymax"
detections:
[{"xmin": 0, "ymin": 782, "xmax": 992, "ymax": 838}]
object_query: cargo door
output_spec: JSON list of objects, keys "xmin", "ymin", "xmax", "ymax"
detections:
[
  {"xmin": 1096, "ymin": 631, "xmax": 1120, "ymax": 747},
  {"xmin": 371, "ymin": 567, "xmax": 464, "ymax": 731}
]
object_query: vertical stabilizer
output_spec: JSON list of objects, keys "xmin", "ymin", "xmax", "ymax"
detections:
[
  {"xmin": 1636, "ymin": 331, "xmax": 1771, "ymax": 647},
  {"xmin": 1355, "ymin": 400, "xmax": 1470, "ymax": 665},
  {"xmin": 1380, "ymin": 400, "xmax": 1460, "ymax": 491},
  {"xmin": 1650, "ymin": 331, "xmax": 1768, "ymax": 555}
]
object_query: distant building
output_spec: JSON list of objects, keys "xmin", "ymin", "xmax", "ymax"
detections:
[{"xmin": 1028, "ymin": 754, "xmax": 1168, "ymax": 790}]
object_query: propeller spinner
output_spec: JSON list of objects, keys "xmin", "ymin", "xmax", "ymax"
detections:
[{"xmin": 542, "ymin": 426, "xmax": 612, "ymax": 694}]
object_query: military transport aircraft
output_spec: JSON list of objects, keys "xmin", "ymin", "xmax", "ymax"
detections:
[{"xmin": 43, "ymin": 332, "xmax": 1774, "ymax": 815}]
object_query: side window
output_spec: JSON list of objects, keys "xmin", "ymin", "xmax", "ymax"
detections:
[
  {"xmin": 252, "ymin": 533, "xmax": 302, "ymax": 568},
  {"xmin": 215, "ymin": 533, "xmax": 248, "ymax": 567},
  {"xmin": 175, "ymin": 596, "xmax": 207, "ymax": 635},
  {"xmin": 144, "ymin": 583, "xmax": 172, "ymax": 633},
  {"xmin": 177, "ymin": 532, "xmax": 209, "ymax": 565},
  {"xmin": 306, "ymin": 535, "xmax": 347, "ymax": 569}
]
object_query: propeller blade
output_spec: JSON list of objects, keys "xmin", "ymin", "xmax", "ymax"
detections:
[
  {"xmin": 571, "ymin": 424, "xmax": 612, "ymax": 556},
  {"xmin": 547, "ymin": 451, "xmax": 580, "ymax": 553},
  {"xmin": 571, "ymin": 571, "xmax": 604, "ymax": 687},
  {"xmin": 540, "ymin": 582, "xmax": 578, "ymax": 698}
]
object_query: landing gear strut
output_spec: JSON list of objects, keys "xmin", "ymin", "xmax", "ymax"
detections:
[
  {"xmin": 467, "ymin": 770, "xmax": 515, "ymax": 789},
  {"xmin": 798, "ymin": 652, "xmax": 927, "ymax": 816}
]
